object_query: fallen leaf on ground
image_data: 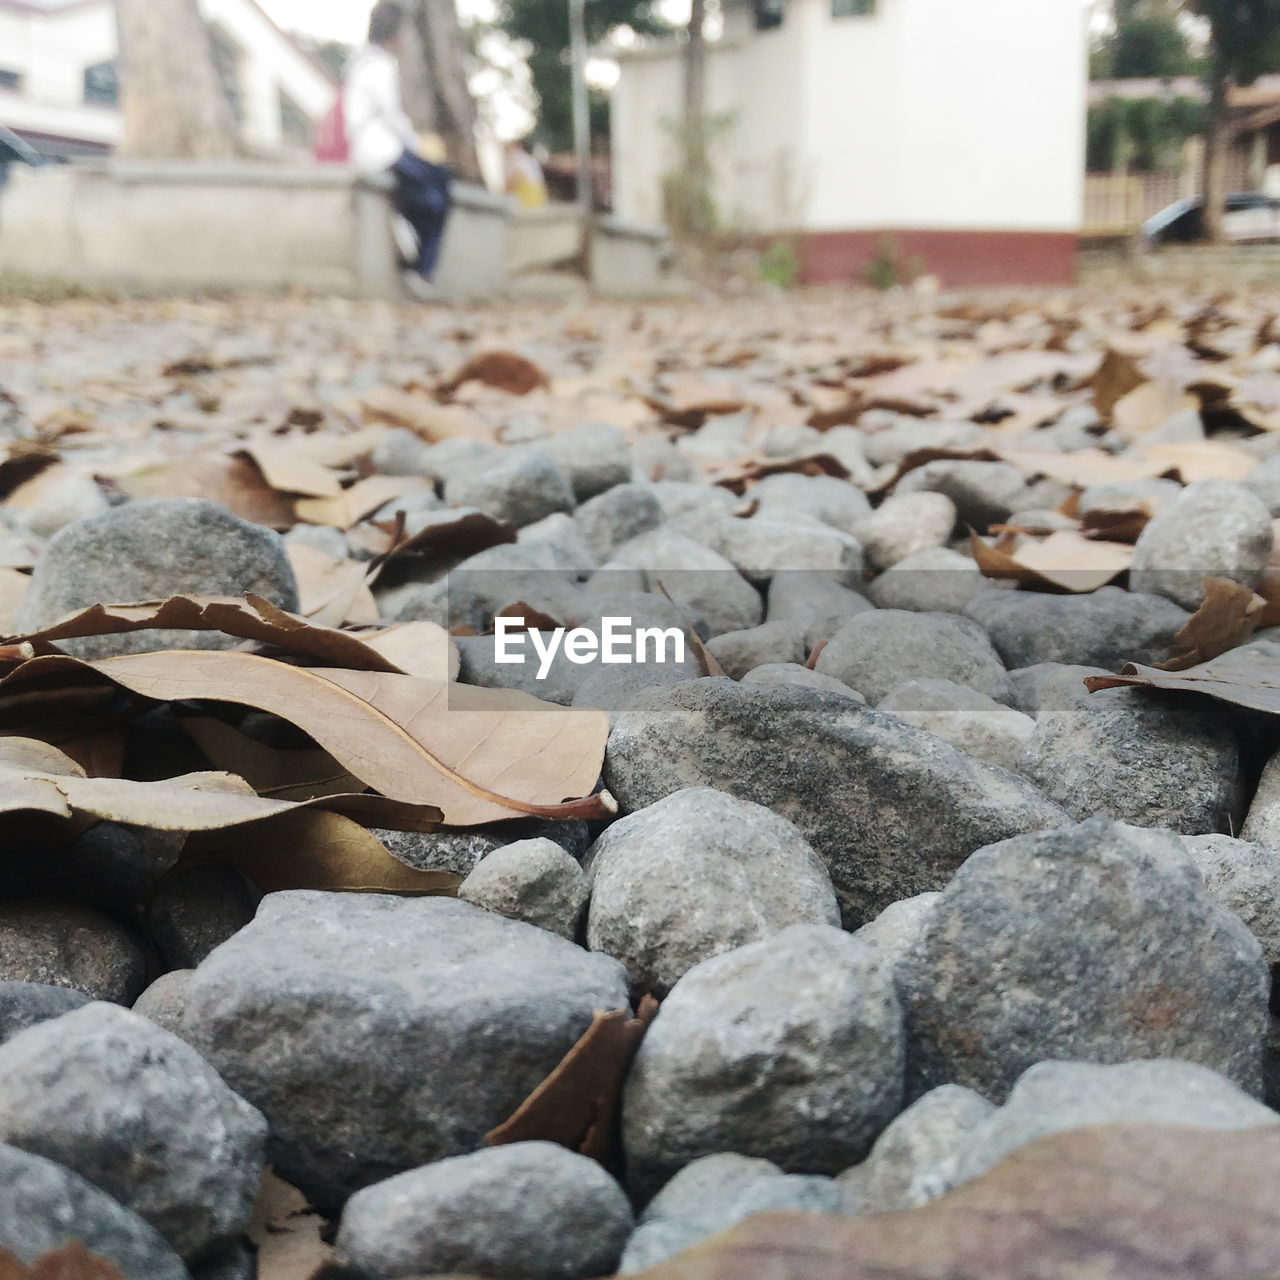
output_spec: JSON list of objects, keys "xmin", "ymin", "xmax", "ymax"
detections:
[
  {"xmin": 635, "ymin": 1124, "xmax": 1280, "ymax": 1280},
  {"xmin": 249, "ymin": 1170, "xmax": 334, "ymax": 1280},
  {"xmin": 349, "ymin": 508, "xmax": 516, "ymax": 560},
  {"xmin": 1156, "ymin": 577, "xmax": 1265, "ymax": 670},
  {"xmin": 236, "ymin": 441, "xmax": 343, "ymax": 499},
  {"xmin": 286, "ymin": 543, "xmax": 379, "ymax": 626},
  {"xmin": 486, "ymin": 997, "xmax": 658, "ymax": 1170},
  {"xmin": 1092, "ymin": 346, "xmax": 1148, "ymax": 418},
  {"xmin": 1137, "ymin": 440, "xmax": 1258, "ymax": 483},
  {"xmin": 970, "ymin": 529, "xmax": 1133, "ymax": 593},
  {"xmin": 1110, "ymin": 381, "xmax": 1198, "ymax": 441},
  {"xmin": 0, "ymin": 1244, "xmax": 127, "ymax": 1279},
  {"xmin": 1085, "ymin": 648, "xmax": 1280, "ymax": 713},
  {"xmin": 0, "ymin": 652, "xmax": 612, "ymax": 824},
  {"xmin": 360, "ymin": 387, "xmax": 487, "ymax": 441},
  {"xmin": 112, "ymin": 453, "xmax": 296, "ymax": 529},
  {"xmin": 294, "ymin": 476, "xmax": 419, "ymax": 529},
  {"xmin": 439, "ymin": 351, "xmax": 549, "ymax": 398}
]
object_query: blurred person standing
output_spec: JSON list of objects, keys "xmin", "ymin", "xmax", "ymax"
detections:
[
  {"xmin": 345, "ymin": 1, "xmax": 453, "ymax": 298},
  {"xmin": 505, "ymin": 139, "xmax": 549, "ymax": 211}
]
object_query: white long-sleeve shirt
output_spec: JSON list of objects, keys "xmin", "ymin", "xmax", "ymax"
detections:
[{"xmin": 344, "ymin": 44, "xmax": 418, "ymax": 175}]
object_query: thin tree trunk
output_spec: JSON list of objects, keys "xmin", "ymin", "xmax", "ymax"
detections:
[
  {"xmin": 679, "ymin": 0, "xmax": 711, "ymax": 236},
  {"xmin": 1202, "ymin": 43, "xmax": 1231, "ymax": 243},
  {"xmin": 118, "ymin": 0, "xmax": 236, "ymax": 160},
  {"xmin": 398, "ymin": 0, "xmax": 481, "ymax": 182}
]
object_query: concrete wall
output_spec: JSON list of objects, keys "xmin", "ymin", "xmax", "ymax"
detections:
[
  {"xmin": 0, "ymin": 161, "xmax": 509, "ymax": 300},
  {"xmin": 613, "ymin": 0, "xmax": 1086, "ymax": 248}
]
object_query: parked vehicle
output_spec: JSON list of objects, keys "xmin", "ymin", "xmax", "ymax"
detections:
[{"xmin": 1143, "ymin": 192, "xmax": 1280, "ymax": 245}]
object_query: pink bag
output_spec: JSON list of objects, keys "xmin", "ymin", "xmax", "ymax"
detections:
[{"xmin": 313, "ymin": 92, "xmax": 349, "ymax": 164}]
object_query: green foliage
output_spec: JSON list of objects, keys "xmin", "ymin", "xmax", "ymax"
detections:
[
  {"xmin": 862, "ymin": 238, "xmax": 921, "ymax": 291},
  {"xmin": 496, "ymin": 0, "xmax": 668, "ymax": 151},
  {"xmin": 1086, "ymin": 95, "xmax": 1206, "ymax": 170},
  {"xmin": 1189, "ymin": 0, "xmax": 1280, "ymax": 84},
  {"xmin": 1091, "ymin": 2, "xmax": 1203, "ymax": 79},
  {"xmin": 759, "ymin": 241, "xmax": 800, "ymax": 289}
]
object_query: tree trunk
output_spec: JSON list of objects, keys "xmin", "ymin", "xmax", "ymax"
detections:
[
  {"xmin": 118, "ymin": 0, "xmax": 236, "ymax": 160},
  {"xmin": 677, "ymin": 0, "xmax": 712, "ymax": 236},
  {"xmin": 398, "ymin": 0, "xmax": 481, "ymax": 182},
  {"xmin": 1202, "ymin": 43, "xmax": 1231, "ymax": 243}
]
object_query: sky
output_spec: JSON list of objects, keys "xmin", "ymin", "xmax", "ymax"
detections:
[{"xmin": 256, "ymin": 0, "xmax": 493, "ymax": 44}]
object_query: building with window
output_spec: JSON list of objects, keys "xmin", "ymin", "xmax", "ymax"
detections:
[
  {"xmin": 611, "ymin": 0, "xmax": 1087, "ymax": 285},
  {"xmin": 0, "ymin": 0, "xmax": 336, "ymax": 161}
]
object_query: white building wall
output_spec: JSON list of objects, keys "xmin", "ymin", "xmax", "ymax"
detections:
[{"xmin": 613, "ymin": 0, "xmax": 1085, "ymax": 237}]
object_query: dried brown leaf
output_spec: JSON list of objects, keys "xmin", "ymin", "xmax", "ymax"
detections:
[
  {"xmin": 969, "ymin": 529, "xmax": 1132, "ymax": 593},
  {"xmin": 294, "ymin": 476, "xmax": 420, "ymax": 529},
  {"xmin": 1091, "ymin": 346, "xmax": 1148, "ymax": 418},
  {"xmin": 1156, "ymin": 577, "xmax": 1265, "ymax": 671},
  {"xmin": 440, "ymin": 351, "xmax": 549, "ymax": 398},
  {"xmin": 249, "ymin": 1170, "xmax": 334, "ymax": 1280},
  {"xmin": 486, "ymin": 998, "xmax": 658, "ymax": 1169},
  {"xmin": 113, "ymin": 453, "xmax": 296, "ymax": 529}
]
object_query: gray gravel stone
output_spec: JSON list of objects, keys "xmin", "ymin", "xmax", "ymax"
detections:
[
  {"xmin": 574, "ymin": 483, "xmax": 663, "ymax": 560},
  {"xmin": 444, "ymin": 445, "xmax": 577, "ymax": 527},
  {"xmin": 954, "ymin": 1058, "xmax": 1279, "ymax": 1186},
  {"xmin": 1016, "ymin": 682, "xmax": 1243, "ymax": 833},
  {"xmin": 709, "ymin": 515, "xmax": 864, "ymax": 589},
  {"xmin": 0, "ymin": 982, "xmax": 91, "ymax": 1043},
  {"xmin": 964, "ymin": 585, "xmax": 1188, "ymax": 670},
  {"xmin": 1242, "ymin": 453, "xmax": 1280, "ymax": 516},
  {"xmin": 517, "ymin": 511, "xmax": 598, "ymax": 570},
  {"xmin": 1078, "ymin": 478, "xmax": 1183, "ymax": 516},
  {"xmin": 420, "ymin": 438, "xmax": 499, "ymax": 488},
  {"xmin": 1184, "ymin": 833, "xmax": 1280, "ymax": 967},
  {"xmin": 1241, "ymin": 747, "xmax": 1280, "ymax": 851},
  {"xmin": 765, "ymin": 570, "xmax": 874, "ymax": 629},
  {"xmin": 334, "ymin": 1141, "xmax": 634, "ymax": 1280},
  {"xmin": 740, "ymin": 662, "xmax": 865, "ymax": 700},
  {"xmin": 623, "ymin": 925, "xmax": 904, "ymax": 1196},
  {"xmin": 458, "ymin": 838, "xmax": 588, "ymax": 939},
  {"xmin": 543, "ymin": 423, "xmax": 633, "ymax": 501},
  {"xmin": 866, "ymin": 546, "xmax": 990, "ymax": 613},
  {"xmin": 13, "ymin": 498, "xmax": 299, "ymax": 658},
  {"xmin": 370, "ymin": 427, "xmax": 436, "ymax": 477},
  {"xmin": 20, "ymin": 471, "xmax": 111, "ymax": 540},
  {"xmin": 705, "ymin": 621, "xmax": 807, "ymax": 678},
  {"xmin": 855, "ymin": 492, "xmax": 957, "ymax": 570},
  {"xmin": 877, "ymin": 678, "xmax": 1035, "ymax": 770},
  {"xmin": 145, "ymin": 864, "xmax": 261, "ymax": 970},
  {"xmin": 815, "ymin": 610, "xmax": 1013, "ymax": 705},
  {"xmin": 184, "ymin": 893, "xmax": 629, "ymax": 1209},
  {"xmin": 851, "ymin": 893, "xmax": 941, "ymax": 976},
  {"xmin": 585, "ymin": 788, "xmax": 839, "ymax": 996},
  {"xmin": 863, "ymin": 419, "xmax": 985, "ymax": 467},
  {"xmin": 0, "ymin": 902, "xmax": 146, "ymax": 1004},
  {"xmin": 1129, "ymin": 479, "xmax": 1274, "ymax": 609},
  {"xmin": 608, "ymin": 530, "xmax": 763, "ymax": 635},
  {"xmin": 841, "ymin": 1084, "xmax": 994, "ymax": 1213},
  {"xmin": 605, "ymin": 679, "xmax": 1067, "ymax": 925},
  {"xmin": 894, "ymin": 460, "xmax": 1030, "ymax": 530},
  {"xmin": 0, "ymin": 1143, "xmax": 188, "ymax": 1280},
  {"xmin": 374, "ymin": 820, "xmax": 589, "ymax": 877},
  {"xmin": 1007, "ymin": 662, "xmax": 1110, "ymax": 716},
  {"xmin": 0, "ymin": 1002, "xmax": 266, "ymax": 1261},
  {"xmin": 751, "ymin": 473, "xmax": 872, "ymax": 535},
  {"xmin": 897, "ymin": 816, "xmax": 1269, "ymax": 1103},
  {"xmin": 632, "ymin": 438, "xmax": 699, "ymax": 484},
  {"xmin": 132, "ymin": 970, "xmax": 194, "ymax": 1038}
]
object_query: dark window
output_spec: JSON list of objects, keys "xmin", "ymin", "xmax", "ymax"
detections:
[
  {"xmin": 832, "ymin": 0, "xmax": 875, "ymax": 15},
  {"xmin": 208, "ymin": 25, "xmax": 244, "ymax": 126},
  {"xmin": 280, "ymin": 92, "xmax": 312, "ymax": 148},
  {"xmin": 0, "ymin": 69, "xmax": 22, "ymax": 92},
  {"xmin": 83, "ymin": 60, "xmax": 119, "ymax": 106},
  {"xmin": 754, "ymin": 0, "xmax": 786, "ymax": 29}
]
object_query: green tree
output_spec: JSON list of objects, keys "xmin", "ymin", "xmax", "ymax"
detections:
[
  {"xmin": 1092, "ymin": 0, "xmax": 1202, "ymax": 79},
  {"xmin": 497, "ymin": 0, "xmax": 666, "ymax": 151},
  {"xmin": 1190, "ymin": 0, "xmax": 1280, "ymax": 239}
]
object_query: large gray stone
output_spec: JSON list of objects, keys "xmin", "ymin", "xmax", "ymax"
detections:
[
  {"xmin": 954, "ymin": 1058, "xmax": 1280, "ymax": 1186},
  {"xmin": 863, "ymin": 419, "xmax": 985, "ymax": 467},
  {"xmin": 0, "ymin": 981, "xmax": 90, "ymax": 1043},
  {"xmin": 765, "ymin": 569, "xmax": 874, "ymax": 629},
  {"xmin": 707, "ymin": 515, "xmax": 864, "ymax": 588},
  {"xmin": 334, "ymin": 1141, "xmax": 634, "ymax": 1280},
  {"xmin": 894, "ymin": 460, "xmax": 1030, "ymax": 531},
  {"xmin": 145, "ymin": 864, "xmax": 261, "ymax": 970},
  {"xmin": 604, "ymin": 679, "xmax": 1067, "ymax": 925},
  {"xmin": 897, "ymin": 817, "xmax": 1269, "ymax": 1103},
  {"xmin": 867, "ymin": 546, "xmax": 990, "ymax": 614},
  {"xmin": 840, "ymin": 1084, "xmax": 994, "ymax": 1214},
  {"xmin": 585, "ymin": 788, "xmax": 840, "ymax": 997},
  {"xmin": 1184, "ymin": 833, "xmax": 1280, "ymax": 967},
  {"xmin": 0, "ymin": 1003, "xmax": 266, "ymax": 1261},
  {"xmin": 855, "ymin": 491, "xmax": 957, "ymax": 570},
  {"xmin": 815, "ymin": 610, "xmax": 1013, "ymax": 705},
  {"xmin": 1241, "ymin": 747, "xmax": 1280, "ymax": 851},
  {"xmin": 0, "ymin": 901, "xmax": 146, "ymax": 1004},
  {"xmin": 877, "ymin": 678, "xmax": 1035, "ymax": 771},
  {"xmin": 183, "ymin": 892, "xmax": 629, "ymax": 1209},
  {"xmin": 1129, "ymin": 479, "xmax": 1274, "ymax": 609},
  {"xmin": 964, "ymin": 586, "xmax": 1188, "ymax": 670},
  {"xmin": 622, "ymin": 925, "xmax": 904, "ymax": 1196},
  {"xmin": 851, "ymin": 893, "xmax": 941, "ymax": 976},
  {"xmin": 705, "ymin": 621, "xmax": 807, "ymax": 678},
  {"xmin": 543, "ymin": 423, "xmax": 633, "ymax": 501},
  {"xmin": 14, "ymin": 498, "xmax": 299, "ymax": 658},
  {"xmin": 0, "ymin": 1143, "xmax": 187, "ymax": 1280},
  {"xmin": 751, "ymin": 473, "xmax": 872, "ymax": 535},
  {"xmin": 740, "ymin": 662, "xmax": 865, "ymax": 701},
  {"xmin": 458, "ymin": 838, "xmax": 588, "ymax": 939},
  {"xmin": 443, "ymin": 445, "xmax": 577, "ymax": 527},
  {"xmin": 574, "ymin": 483, "xmax": 663, "ymax": 560},
  {"xmin": 1016, "ymin": 683, "xmax": 1243, "ymax": 833}
]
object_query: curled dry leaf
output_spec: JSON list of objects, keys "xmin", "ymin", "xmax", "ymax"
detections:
[
  {"xmin": 1091, "ymin": 346, "xmax": 1148, "ymax": 418},
  {"xmin": 486, "ymin": 997, "xmax": 659, "ymax": 1170},
  {"xmin": 1085, "ymin": 648, "xmax": 1280, "ymax": 715},
  {"xmin": 3, "ymin": 594, "xmax": 459, "ymax": 683},
  {"xmin": 439, "ymin": 351, "xmax": 550, "ymax": 398},
  {"xmin": 360, "ymin": 387, "xmax": 487, "ymax": 442},
  {"xmin": 710, "ymin": 453, "xmax": 852, "ymax": 495},
  {"xmin": 286, "ymin": 543, "xmax": 379, "ymax": 627},
  {"xmin": 970, "ymin": 529, "xmax": 1133, "ymax": 593},
  {"xmin": 635, "ymin": 1124, "xmax": 1280, "ymax": 1280},
  {"xmin": 294, "ymin": 475, "xmax": 420, "ymax": 529},
  {"xmin": 112, "ymin": 453, "xmax": 296, "ymax": 529},
  {"xmin": 1156, "ymin": 577, "xmax": 1265, "ymax": 671},
  {"xmin": 249, "ymin": 1169, "xmax": 334, "ymax": 1280},
  {"xmin": 349, "ymin": 507, "xmax": 517, "ymax": 561},
  {"xmin": 0, "ymin": 1243, "xmax": 127, "ymax": 1280},
  {"xmin": 0, "ymin": 651, "xmax": 612, "ymax": 824}
]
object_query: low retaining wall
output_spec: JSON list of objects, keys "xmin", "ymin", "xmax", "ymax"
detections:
[
  {"xmin": 0, "ymin": 161, "xmax": 509, "ymax": 301},
  {"xmin": 509, "ymin": 205, "xmax": 671, "ymax": 297}
]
